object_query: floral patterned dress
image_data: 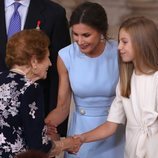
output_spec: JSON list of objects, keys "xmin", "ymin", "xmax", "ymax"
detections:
[{"xmin": 0, "ymin": 71, "xmax": 52, "ymax": 158}]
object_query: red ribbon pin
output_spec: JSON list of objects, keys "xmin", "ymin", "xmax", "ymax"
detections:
[{"xmin": 36, "ymin": 20, "xmax": 41, "ymax": 30}]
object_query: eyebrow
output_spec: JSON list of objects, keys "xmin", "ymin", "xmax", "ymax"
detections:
[{"xmin": 119, "ymin": 37, "xmax": 128, "ymax": 40}]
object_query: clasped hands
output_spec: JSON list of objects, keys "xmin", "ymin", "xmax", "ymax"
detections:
[{"xmin": 46, "ymin": 122, "xmax": 83, "ymax": 157}]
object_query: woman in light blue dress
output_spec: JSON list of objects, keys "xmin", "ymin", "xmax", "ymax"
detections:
[{"xmin": 45, "ymin": 2, "xmax": 124, "ymax": 158}]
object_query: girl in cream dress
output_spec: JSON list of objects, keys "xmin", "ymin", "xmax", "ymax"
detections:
[{"xmin": 79, "ymin": 16, "xmax": 158, "ymax": 158}]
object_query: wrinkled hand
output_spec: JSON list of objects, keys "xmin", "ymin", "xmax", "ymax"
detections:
[
  {"xmin": 66, "ymin": 136, "xmax": 82, "ymax": 154},
  {"xmin": 49, "ymin": 141, "xmax": 63, "ymax": 157},
  {"xmin": 49, "ymin": 136, "xmax": 82, "ymax": 157}
]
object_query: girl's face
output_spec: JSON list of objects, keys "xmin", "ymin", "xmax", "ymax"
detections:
[
  {"xmin": 118, "ymin": 28, "xmax": 135, "ymax": 63},
  {"xmin": 72, "ymin": 23, "xmax": 104, "ymax": 57}
]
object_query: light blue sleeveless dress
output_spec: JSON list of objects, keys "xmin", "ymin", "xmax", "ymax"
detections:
[{"xmin": 59, "ymin": 40, "xmax": 125, "ymax": 158}]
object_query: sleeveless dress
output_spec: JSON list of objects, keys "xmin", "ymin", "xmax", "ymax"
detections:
[{"xmin": 59, "ymin": 40, "xmax": 125, "ymax": 158}]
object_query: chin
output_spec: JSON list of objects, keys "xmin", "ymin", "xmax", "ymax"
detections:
[
  {"xmin": 41, "ymin": 72, "xmax": 47, "ymax": 79},
  {"xmin": 79, "ymin": 49, "xmax": 88, "ymax": 54},
  {"xmin": 43, "ymin": 74, "xmax": 47, "ymax": 79},
  {"xmin": 40, "ymin": 76, "xmax": 45, "ymax": 80},
  {"xmin": 121, "ymin": 58, "xmax": 131, "ymax": 62}
]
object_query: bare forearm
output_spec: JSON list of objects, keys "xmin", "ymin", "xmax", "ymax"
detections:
[
  {"xmin": 80, "ymin": 121, "xmax": 118, "ymax": 143},
  {"xmin": 45, "ymin": 103, "xmax": 69, "ymax": 126},
  {"xmin": 52, "ymin": 106, "xmax": 69, "ymax": 125}
]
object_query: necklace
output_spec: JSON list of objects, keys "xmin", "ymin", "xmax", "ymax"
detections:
[{"xmin": 10, "ymin": 68, "xmax": 26, "ymax": 76}]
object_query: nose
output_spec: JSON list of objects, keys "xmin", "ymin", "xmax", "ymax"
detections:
[
  {"xmin": 49, "ymin": 58, "xmax": 52, "ymax": 66},
  {"xmin": 118, "ymin": 42, "xmax": 122, "ymax": 50},
  {"xmin": 77, "ymin": 36, "xmax": 84, "ymax": 45}
]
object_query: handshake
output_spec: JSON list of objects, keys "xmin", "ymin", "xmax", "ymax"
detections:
[
  {"xmin": 49, "ymin": 135, "xmax": 83, "ymax": 157},
  {"xmin": 46, "ymin": 122, "xmax": 84, "ymax": 157}
]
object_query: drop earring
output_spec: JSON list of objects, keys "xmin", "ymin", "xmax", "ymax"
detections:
[
  {"xmin": 100, "ymin": 34, "xmax": 105, "ymax": 42},
  {"xmin": 100, "ymin": 34, "xmax": 105, "ymax": 41}
]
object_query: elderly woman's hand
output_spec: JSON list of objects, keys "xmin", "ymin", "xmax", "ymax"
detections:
[
  {"xmin": 66, "ymin": 136, "xmax": 82, "ymax": 154},
  {"xmin": 49, "ymin": 136, "xmax": 82, "ymax": 157}
]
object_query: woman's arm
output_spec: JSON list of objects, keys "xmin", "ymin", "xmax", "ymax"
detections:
[
  {"xmin": 80, "ymin": 121, "xmax": 118, "ymax": 143},
  {"xmin": 45, "ymin": 56, "xmax": 72, "ymax": 126}
]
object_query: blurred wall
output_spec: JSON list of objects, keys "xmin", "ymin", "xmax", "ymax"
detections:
[{"xmin": 52, "ymin": 0, "xmax": 158, "ymax": 39}]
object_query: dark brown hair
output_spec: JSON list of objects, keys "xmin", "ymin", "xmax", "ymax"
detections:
[
  {"xmin": 69, "ymin": 2, "xmax": 108, "ymax": 39},
  {"xmin": 16, "ymin": 150, "xmax": 48, "ymax": 158}
]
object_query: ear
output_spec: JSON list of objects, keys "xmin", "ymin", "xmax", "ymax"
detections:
[{"xmin": 30, "ymin": 55, "xmax": 38, "ymax": 69}]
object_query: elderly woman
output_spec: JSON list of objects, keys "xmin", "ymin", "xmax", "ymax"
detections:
[{"xmin": 0, "ymin": 29, "xmax": 79, "ymax": 158}]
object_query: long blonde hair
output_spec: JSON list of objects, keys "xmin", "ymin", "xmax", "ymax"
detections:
[{"xmin": 119, "ymin": 17, "xmax": 158, "ymax": 97}]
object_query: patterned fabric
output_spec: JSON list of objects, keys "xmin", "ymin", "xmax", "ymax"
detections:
[
  {"xmin": 8, "ymin": 2, "xmax": 21, "ymax": 38},
  {"xmin": 0, "ymin": 71, "xmax": 52, "ymax": 158}
]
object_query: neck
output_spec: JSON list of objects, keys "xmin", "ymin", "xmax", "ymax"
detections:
[
  {"xmin": 11, "ymin": 65, "xmax": 38, "ymax": 82},
  {"xmin": 11, "ymin": 65, "xmax": 39, "ymax": 82},
  {"xmin": 88, "ymin": 41, "xmax": 106, "ymax": 58},
  {"xmin": 11, "ymin": 66, "xmax": 28, "ymax": 75}
]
